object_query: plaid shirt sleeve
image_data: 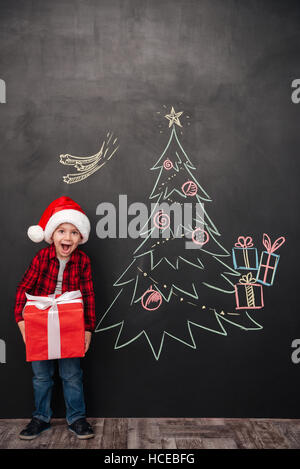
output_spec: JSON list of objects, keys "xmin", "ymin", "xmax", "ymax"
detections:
[
  {"xmin": 14, "ymin": 254, "xmax": 40, "ymax": 324},
  {"xmin": 80, "ymin": 256, "xmax": 96, "ymax": 332}
]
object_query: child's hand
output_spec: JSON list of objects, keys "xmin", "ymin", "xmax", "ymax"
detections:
[
  {"xmin": 18, "ymin": 320, "xmax": 26, "ymax": 344},
  {"xmin": 85, "ymin": 331, "xmax": 92, "ymax": 353}
]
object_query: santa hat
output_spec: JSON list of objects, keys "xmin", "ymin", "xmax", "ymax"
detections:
[{"xmin": 27, "ymin": 196, "xmax": 91, "ymax": 244}]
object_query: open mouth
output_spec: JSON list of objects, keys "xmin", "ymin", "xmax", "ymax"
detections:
[{"xmin": 61, "ymin": 243, "xmax": 72, "ymax": 253}]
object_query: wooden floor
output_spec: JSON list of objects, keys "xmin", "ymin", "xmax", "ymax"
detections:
[{"xmin": 0, "ymin": 418, "xmax": 300, "ymax": 449}]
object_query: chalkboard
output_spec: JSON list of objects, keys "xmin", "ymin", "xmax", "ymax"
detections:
[{"xmin": 0, "ymin": 0, "xmax": 300, "ymax": 419}]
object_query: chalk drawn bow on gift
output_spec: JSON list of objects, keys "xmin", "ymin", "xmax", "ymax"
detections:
[
  {"xmin": 256, "ymin": 234, "xmax": 286, "ymax": 286},
  {"xmin": 60, "ymin": 131, "xmax": 119, "ymax": 184},
  {"xmin": 262, "ymin": 233, "xmax": 285, "ymax": 254},
  {"xmin": 235, "ymin": 236, "xmax": 254, "ymax": 249}
]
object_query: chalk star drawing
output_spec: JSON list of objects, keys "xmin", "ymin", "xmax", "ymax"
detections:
[
  {"xmin": 95, "ymin": 108, "xmax": 264, "ymax": 360},
  {"xmin": 165, "ymin": 106, "xmax": 183, "ymax": 128},
  {"xmin": 60, "ymin": 131, "xmax": 119, "ymax": 184}
]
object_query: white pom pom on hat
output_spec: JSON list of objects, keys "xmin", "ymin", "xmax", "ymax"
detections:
[
  {"xmin": 27, "ymin": 196, "xmax": 91, "ymax": 244},
  {"xmin": 27, "ymin": 225, "xmax": 45, "ymax": 243}
]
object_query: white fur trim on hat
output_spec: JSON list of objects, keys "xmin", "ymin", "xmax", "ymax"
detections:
[
  {"xmin": 44, "ymin": 209, "xmax": 91, "ymax": 244},
  {"xmin": 27, "ymin": 225, "xmax": 45, "ymax": 243}
]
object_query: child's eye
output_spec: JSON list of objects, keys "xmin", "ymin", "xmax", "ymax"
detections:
[{"xmin": 72, "ymin": 231, "xmax": 78, "ymax": 235}]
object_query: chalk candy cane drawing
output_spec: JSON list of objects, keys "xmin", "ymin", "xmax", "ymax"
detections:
[
  {"xmin": 60, "ymin": 131, "xmax": 119, "ymax": 184},
  {"xmin": 95, "ymin": 107, "xmax": 264, "ymax": 360}
]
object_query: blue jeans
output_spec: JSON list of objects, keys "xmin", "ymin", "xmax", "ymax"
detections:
[{"xmin": 31, "ymin": 358, "xmax": 86, "ymax": 425}]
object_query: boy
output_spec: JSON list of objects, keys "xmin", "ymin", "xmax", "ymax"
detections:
[{"xmin": 14, "ymin": 196, "xmax": 96, "ymax": 440}]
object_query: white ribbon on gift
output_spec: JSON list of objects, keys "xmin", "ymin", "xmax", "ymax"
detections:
[{"xmin": 24, "ymin": 290, "xmax": 83, "ymax": 360}]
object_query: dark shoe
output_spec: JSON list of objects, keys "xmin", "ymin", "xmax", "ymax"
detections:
[
  {"xmin": 68, "ymin": 418, "xmax": 94, "ymax": 439},
  {"xmin": 19, "ymin": 417, "xmax": 51, "ymax": 440}
]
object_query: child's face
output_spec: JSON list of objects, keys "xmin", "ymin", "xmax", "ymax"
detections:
[{"xmin": 51, "ymin": 223, "xmax": 82, "ymax": 259}]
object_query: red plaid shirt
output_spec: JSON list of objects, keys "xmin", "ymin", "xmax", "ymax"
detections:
[{"xmin": 14, "ymin": 243, "xmax": 96, "ymax": 332}]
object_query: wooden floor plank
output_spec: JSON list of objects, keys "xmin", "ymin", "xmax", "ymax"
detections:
[
  {"xmin": 159, "ymin": 424, "xmax": 234, "ymax": 439},
  {"xmin": 175, "ymin": 438, "xmax": 204, "ymax": 449},
  {"xmin": 201, "ymin": 438, "xmax": 238, "ymax": 449},
  {"xmin": 127, "ymin": 418, "xmax": 140, "ymax": 449},
  {"xmin": 271, "ymin": 422, "xmax": 300, "ymax": 449},
  {"xmin": 101, "ymin": 418, "xmax": 128, "ymax": 449},
  {"xmin": 161, "ymin": 437, "xmax": 177, "ymax": 449},
  {"xmin": 47, "ymin": 420, "xmax": 75, "ymax": 450},
  {"xmin": 226, "ymin": 419, "xmax": 263, "ymax": 449},
  {"xmin": 135, "ymin": 419, "xmax": 162, "ymax": 449},
  {"xmin": 251, "ymin": 420, "xmax": 291, "ymax": 449}
]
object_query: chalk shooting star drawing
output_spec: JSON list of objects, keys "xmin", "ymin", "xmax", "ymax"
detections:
[{"xmin": 60, "ymin": 131, "xmax": 119, "ymax": 184}]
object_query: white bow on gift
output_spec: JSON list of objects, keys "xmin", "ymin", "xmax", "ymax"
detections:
[{"xmin": 24, "ymin": 290, "xmax": 83, "ymax": 359}]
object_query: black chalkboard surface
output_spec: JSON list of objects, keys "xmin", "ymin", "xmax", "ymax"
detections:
[{"xmin": 0, "ymin": 0, "xmax": 299, "ymax": 418}]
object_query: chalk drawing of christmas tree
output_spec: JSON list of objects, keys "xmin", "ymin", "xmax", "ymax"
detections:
[{"xmin": 95, "ymin": 107, "xmax": 262, "ymax": 360}]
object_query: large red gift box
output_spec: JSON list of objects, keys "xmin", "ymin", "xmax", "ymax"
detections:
[{"xmin": 23, "ymin": 290, "xmax": 85, "ymax": 362}]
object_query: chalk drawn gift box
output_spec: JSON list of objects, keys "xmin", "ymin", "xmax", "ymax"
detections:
[
  {"xmin": 23, "ymin": 290, "xmax": 85, "ymax": 362},
  {"xmin": 256, "ymin": 234, "xmax": 285, "ymax": 286},
  {"xmin": 232, "ymin": 236, "xmax": 258, "ymax": 271},
  {"xmin": 234, "ymin": 272, "xmax": 264, "ymax": 310}
]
